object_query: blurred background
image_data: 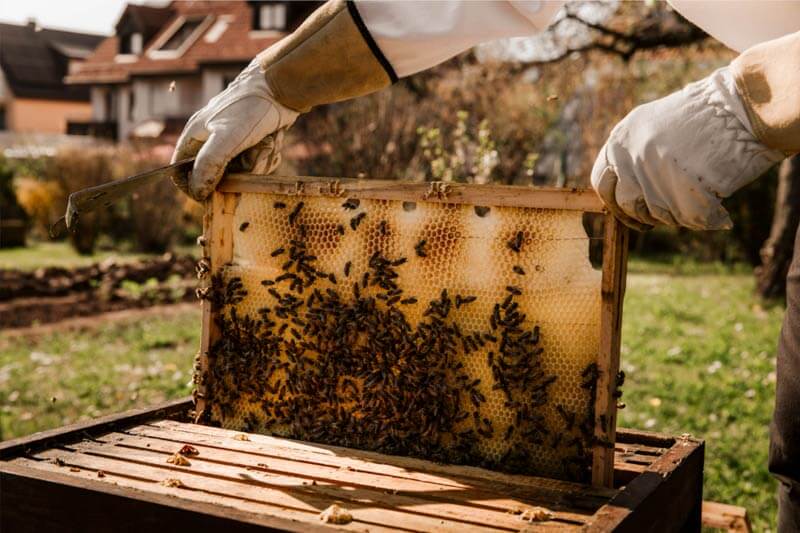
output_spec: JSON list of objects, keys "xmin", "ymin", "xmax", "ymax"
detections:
[{"xmin": 0, "ymin": 1, "xmax": 790, "ymax": 529}]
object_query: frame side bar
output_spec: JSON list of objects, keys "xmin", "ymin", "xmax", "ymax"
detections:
[
  {"xmin": 591, "ymin": 214, "xmax": 630, "ymax": 487},
  {"xmin": 195, "ymin": 192, "xmax": 237, "ymax": 423}
]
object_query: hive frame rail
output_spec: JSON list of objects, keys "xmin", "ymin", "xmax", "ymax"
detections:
[{"xmin": 197, "ymin": 174, "xmax": 628, "ymax": 488}]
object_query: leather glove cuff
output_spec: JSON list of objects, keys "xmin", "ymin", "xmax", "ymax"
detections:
[
  {"xmin": 732, "ymin": 30, "xmax": 800, "ymax": 153},
  {"xmin": 257, "ymin": 0, "xmax": 396, "ymax": 113}
]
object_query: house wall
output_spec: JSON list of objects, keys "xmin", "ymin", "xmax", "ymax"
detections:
[
  {"xmin": 86, "ymin": 67, "xmax": 245, "ymax": 139},
  {"xmin": 6, "ymin": 98, "xmax": 92, "ymax": 133},
  {"xmin": 201, "ymin": 66, "xmax": 242, "ymax": 103}
]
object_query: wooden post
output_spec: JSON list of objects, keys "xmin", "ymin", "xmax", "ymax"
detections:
[
  {"xmin": 195, "ymin": 191, "xmax": 236, "ymax": 422},
  {"xmin": 592, "ymin": 214, "xmax": 630, "ymax": 487}
]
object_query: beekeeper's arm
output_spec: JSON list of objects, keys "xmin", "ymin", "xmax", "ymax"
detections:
[
  {"xmin": 591, "ymin": 1, "xmax": 800, "ymax": 230},
  {"xmin": 172, "ymin": 0, "xmax": 564, "ymax": 200}
]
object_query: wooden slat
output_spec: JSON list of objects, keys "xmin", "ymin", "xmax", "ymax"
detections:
[
  {"xmin": 148, "ymin": 419, "xmax": 616, "ymax": 506},
  {"xmin": 25, "ymin": 447, "xmax": 549, "ymax": 533},
  {"xmin": 1, "ymin": 461, "xmax": 326, "ymax": 533},
  {"xmin": 592, "ymin": 215, "xmax": 630, "ymax": 487},
  {"xmin": 102, "ymin": 428, "xmax": 594, "ymax": 524},
  {"xmin": 702, "ymin": 501, "xmax": 752, "ymax": 532},
  {"xmin": 0, "ymin": 397, "xmax": 191, "ymax": 460},
  {"xmin": 74, "ymin": 434, "xmax": 588, "ymax": 529},
  {"xmin": 219, "ymin": 174, "xmax": 606, "ymax": 212}
]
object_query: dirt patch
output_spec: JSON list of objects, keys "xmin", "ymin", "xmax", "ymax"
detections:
[
  {"xmin": 1, "ymin": 254, "xmax": 196, "ymax": 301},
  {"xmin": 1, "ymin": 302, "xmax": 200, "ymax": 338},
  {"xmin": 1, "ymin": 254, "xmax": 198, "ymax": 328}
]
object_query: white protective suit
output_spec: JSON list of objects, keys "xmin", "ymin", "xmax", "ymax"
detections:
[{"xmin": 173, "ymin": 0, "xmax": 800, "ymax": 231}]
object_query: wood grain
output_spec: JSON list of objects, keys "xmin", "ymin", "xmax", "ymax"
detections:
[
  {"xmin": 218, "ymin": 174, "xmax": 606, "ymax": 212},
  {"xmin": 592, "ymin": 215, "xmax": 630, "ymax": 487}
]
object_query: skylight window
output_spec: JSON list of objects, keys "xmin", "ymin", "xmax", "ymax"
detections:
[
  {"xmin": 148, "ymin": 15, "xmax": 211, "ymax": 59},
  {"xmin": 158, "ymin": 18, "xmax": 203, "ymax": 51}
]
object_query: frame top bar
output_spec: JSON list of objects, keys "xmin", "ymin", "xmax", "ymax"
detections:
[{"xmin": 219, "ymin": 174, "xmax": 606, "ymax": 213}]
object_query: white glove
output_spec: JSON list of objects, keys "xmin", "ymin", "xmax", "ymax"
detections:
[
  {"xmin": 172, "ymin": 58, "xmax": 299, "ymax": 201},
  {"xmin": 591, "ymin": 67, "xmax": 784, "ymax": 231}
]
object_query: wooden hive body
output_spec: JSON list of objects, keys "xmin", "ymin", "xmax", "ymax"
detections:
[{"xmin": 196, "ymin": 174, "xmax": 628, "ymax": 487}]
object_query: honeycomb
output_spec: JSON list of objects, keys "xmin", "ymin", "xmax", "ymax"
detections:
[{"xmin": 198, "ymin": 191, "xmax": 605, "ymax": 482}]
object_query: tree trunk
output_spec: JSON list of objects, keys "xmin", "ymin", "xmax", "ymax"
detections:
[{"xmin": 755, "ymin": 155, "xmax": 800, "ymax": 299}]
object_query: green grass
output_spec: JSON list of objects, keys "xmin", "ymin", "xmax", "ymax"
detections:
[
  {"xmin": 0, "ymin": 241, "xmax": 197, "ymax": 270},
  {"xmin": 0, "ymin": 308, "xmax": 200, "ymax": 440},
  {"xmin": 0, "ymin": 260, "xmax": 783, "ymax": 530},
  {"xmin": 619, "ymin": 268, "xmax": 782, "ymax": 531}
]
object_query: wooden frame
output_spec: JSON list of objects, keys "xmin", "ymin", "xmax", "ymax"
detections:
[
  {"xmin": 0, "ymin": 398, "xmax": 703, "ymax": 532},
  {"xmin": 199, "ymin": 175, "xmax": 629, "ymax": 488}
]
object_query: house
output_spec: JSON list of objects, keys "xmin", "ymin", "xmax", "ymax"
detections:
[
  {"xmin": 0, "ymin": 20, "xmax": 104, "ymax": 134},
  {"xmin": 66, "ymin": 1, "xmax": 320, "ymax": 141}
]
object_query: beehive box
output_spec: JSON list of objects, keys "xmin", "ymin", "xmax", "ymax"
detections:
[{"xmin": 194, "ymin": 174, "xmax": 628, "ymax": 487}]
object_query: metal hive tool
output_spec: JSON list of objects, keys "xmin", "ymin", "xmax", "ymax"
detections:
[{"xmin": 194, "ymin": 175, "xmax": 628, "ymax": 486}]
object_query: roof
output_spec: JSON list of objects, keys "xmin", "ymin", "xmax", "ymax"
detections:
[
  {"xmin": 0, "ymin": 22, "xmax": 104, "ymax": 100},
  {"xmin": 67, "ymin": 1, "xmax": 311, "ymax": 85}
]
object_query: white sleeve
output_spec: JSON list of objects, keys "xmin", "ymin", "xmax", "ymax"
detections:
[
  {"xmin": 669, "ymin": 0, "xmax": 800, "ymax": 53},
  {"xmin": 352, "ymin": 1, "xmax": 565, "ymax": 79}
]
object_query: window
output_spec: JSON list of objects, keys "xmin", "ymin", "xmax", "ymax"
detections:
[
  {"xmin": 119, "ymin": 32, "xmax": 142, "ymax": 55},
  {"xmin": 259, "ymin": 4, "xmax": 287, "ymax": 30},
  {"xmin": 149, "ymin": 15, "xmax": 211, "ymax": 59},
  {"xmin": 0, "ymin": 107, "xmax": 5, "ymax": 131},
  {"xmin": 158, "ymin": 18, "xmax": 203, "ymax": 51}
]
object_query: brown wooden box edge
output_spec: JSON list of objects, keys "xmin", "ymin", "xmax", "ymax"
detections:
[{"xmin": 0, "ymin": 398, "xmax": 703, "ymax": 532}]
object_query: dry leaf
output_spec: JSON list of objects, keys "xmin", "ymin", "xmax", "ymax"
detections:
[
  {"xmin": 161, "ymin": 478, "xmax": 185, "ymax": 488},
  {"xmin": 69, "ymin": 467, "xmax": 80, "ymax": 472},
  {"xmin": 319, "ymin": 504, "xmax": 353, "ymax": 525},
  {"xmin": 166, "ymin": 453, "xmax": 191, "ymax": 466},
  {"xmin": 97, "ymin": 471, "xmax": 106, "ymax": 478},
  {"xmin": 233, "ymin": 434, "xmax": 250, "ymax": 442},
  {"xmin": 520, "ymin": 507, "xmax": 553, "ymax": 522}
]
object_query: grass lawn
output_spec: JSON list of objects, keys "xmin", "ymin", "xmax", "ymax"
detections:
[
  {"xmin": 0, "ymin": 259, "xmax": 783, "ymax": 530},
  {"xmin": 0, "ymin": 241, "xmax": 197, "ymax": 270}
]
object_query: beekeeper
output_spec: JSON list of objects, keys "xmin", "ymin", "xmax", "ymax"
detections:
[{"xmin": 172, "ymin": 1, "xmax": 800, "ymax": 528}]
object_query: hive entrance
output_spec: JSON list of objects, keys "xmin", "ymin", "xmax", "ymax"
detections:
[{"xmin": 196, "ymin": 175, "xmax": 627, "ymax": 486}]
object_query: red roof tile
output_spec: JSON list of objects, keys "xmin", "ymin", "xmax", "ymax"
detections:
[{"xmin": 66, "ymin": 1, "xmax": 286, "ymax": 84}]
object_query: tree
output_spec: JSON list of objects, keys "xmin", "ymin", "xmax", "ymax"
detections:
[{"xmin": 756, "ymin": 156, "xmax": 800, "ymax": 300}]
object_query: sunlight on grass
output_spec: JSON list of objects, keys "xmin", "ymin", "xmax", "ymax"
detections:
[
  {"xmin": 0, "ymin": 308, "xmax": 200, "ymax": 440},
  {"xmin": 0, "ymin": 241, "xmax": 198, "ymax": 270},
  {"xmin": 619, "ymin": 271, "xmax": 782, "ymax": 531}
]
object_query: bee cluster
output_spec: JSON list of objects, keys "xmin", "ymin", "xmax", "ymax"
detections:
[{"xmin": 196, "ymin": 193, "xmax": 610, "ymax": 482}]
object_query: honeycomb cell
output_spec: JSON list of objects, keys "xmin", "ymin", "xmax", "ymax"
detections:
[{"xmin": 199, "ymin": 192, "xmax": 604, "ymax": 482}]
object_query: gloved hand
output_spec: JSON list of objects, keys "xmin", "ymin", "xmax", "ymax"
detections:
[
  {"xmin": 171, "ymin": 0, "xmax": 397, "ymax": 201},
  {"xmin": 591, "ymin": 67, "xmax": 784, "ymax": 231},
  {"xmin": 171, "ymin": 58, "xmax": 299, "ymax": 201}
]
